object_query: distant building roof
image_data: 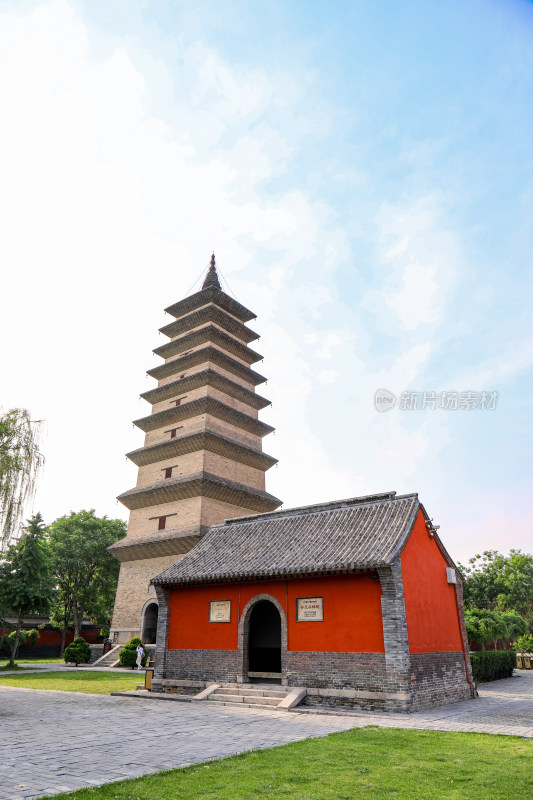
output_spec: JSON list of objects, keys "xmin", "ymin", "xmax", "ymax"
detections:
[{"xmin": 152, "ymin": 491, "xmax": 429, "ymax": 586}]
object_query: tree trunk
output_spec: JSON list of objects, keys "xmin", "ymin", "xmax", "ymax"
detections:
[
  {"xmin": 73, "ymin": 599, "xmax": 80, "ymax": 639},
  {"xmin": 9, "ymin": 617, "xmax": 22, "ymax": 668},
  {"xmin": 59, "ymin": 624, "xmax": 67, "ymax": 657},
  {"xmin": 75, "ymin": 600, "xmax": 85, "ymax": 640}
]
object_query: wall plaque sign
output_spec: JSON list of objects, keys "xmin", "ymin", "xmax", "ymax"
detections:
[
  {"xmin": 296, "ymin": 596, "xmax": 323, "ymax": 621},
  {"xmin": 209, "ymin": 600, "xmax": 231, "ymax": 622}
]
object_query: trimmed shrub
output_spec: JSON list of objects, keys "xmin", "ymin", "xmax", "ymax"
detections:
[
  {"xmin": 470, "ymin": 650, "xmax": 516, "ymax": 683},
  {"xmin": 64, "ymin": 637, "xmax": 91, "ymax": 666},
  {"xmin": 119, "ymin": 637, "xmax": 147, "ymax": 669}
]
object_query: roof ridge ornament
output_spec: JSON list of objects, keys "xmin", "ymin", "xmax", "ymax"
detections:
[{"xmin": 202, "ymin": 252, "xmax": 222, "ymax": 290}]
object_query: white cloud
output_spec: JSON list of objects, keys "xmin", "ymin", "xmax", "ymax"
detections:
[
  {"xmin": 0, "ymin": 0, "xmax": 352, "ymax": 525},
  {"xmin": 368, "ymin": 195, "xmax": 462, "ymax": 331}
]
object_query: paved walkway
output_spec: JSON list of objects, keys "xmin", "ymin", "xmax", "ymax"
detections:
[{"xmin": 0, "ymin": 671, "xmax": 531, "ymax": 800}]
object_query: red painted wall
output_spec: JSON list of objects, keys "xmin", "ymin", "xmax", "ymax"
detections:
[
  {"xmin": 287, "ymin": 575, "xmax": 384, "ymax": 653},
  {"xmin": 167, "ymin": 573, "xmax": 385, "ymax": 653},
  {"xmin": 168, "ymin": 584, "xmax": 240, "ymax": 650},
  {"xmin": 401, "ymin": 510, "xmax": 463, "ymax": 653},
  {"xmin": 0, "ymin": 626, "xmax": 101, "ymax": 648}
]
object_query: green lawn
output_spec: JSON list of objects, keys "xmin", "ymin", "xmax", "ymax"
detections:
[
  {"xmin": 38, "ymin": 727, "xmax": 532, "ymax": 800},
  {"xmin": 0, "ymin": 670, "xmax": 140, "ymax": 694},
  {"xmin": 0, "ymin": 658, "xmax": 64, "ymax": 664}
]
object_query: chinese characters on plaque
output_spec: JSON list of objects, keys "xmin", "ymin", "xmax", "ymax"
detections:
[
  {"xmin": 296, "ymin": 596, "xmax": 323, "ymax": 621},
  {"xmin": 209, "ymin": 600, "xmax": 231, "ymax": 622}
]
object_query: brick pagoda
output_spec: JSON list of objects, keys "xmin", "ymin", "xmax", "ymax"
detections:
[{"xmin": 109, "ymin": 256, "xmax": 281, "ymax": 644}]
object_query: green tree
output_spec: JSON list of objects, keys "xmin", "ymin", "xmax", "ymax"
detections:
[
  {"xmin": 464, "ymin": 607, "xmax": 529, "ymax": 649},
  {"xmin": 0, "ymin": 514, "xmax": 52, "ymax": 666},
  {"xmin": 48, "ymin": 582, "xmax": 74, "ymax": 657},
  {"xmin": 459, "ymin": 549, "xmax": 533, "ymax": 630},
  {"xmin": 0, "ymin": 408, "xmax": 45, "ymax": 551},
  {"xmin": 464, "ymin": 608, "xmax": 507, "ymax": 648},
  {"xmin": 48, "ymin": 510, "xmax": 126, "ymax": 642},
  {"xmin": 500, "ymin": 610, "xmax": 529, "ymax": 640}
]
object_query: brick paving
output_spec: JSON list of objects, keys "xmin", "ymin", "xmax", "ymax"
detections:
[{"xmin": 0, "ymin": 670, "xmax": 531, "ymax": 800}]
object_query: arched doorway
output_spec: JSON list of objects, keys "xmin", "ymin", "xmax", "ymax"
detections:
[
  {"xmin": 142, "ymin": 602, "xmax": 158, "ymax": 644},
  {"xmin": 248, "ymin": 600, "xmax": 281, "ymax": 674}
]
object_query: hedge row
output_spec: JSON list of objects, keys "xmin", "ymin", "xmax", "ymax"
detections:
[{"xmin": 470, "ymin": 650, "xmax": 516, "ymax": 683}]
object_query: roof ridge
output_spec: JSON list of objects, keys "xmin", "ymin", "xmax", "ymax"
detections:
[{"xmin": 215, "ymin": 491, "xmax": 418, "ymax": 528}]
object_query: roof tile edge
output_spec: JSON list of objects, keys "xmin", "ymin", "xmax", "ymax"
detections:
[{"xmin": 215, "ymin": 491, "xmax": 418, "ymax": 527}]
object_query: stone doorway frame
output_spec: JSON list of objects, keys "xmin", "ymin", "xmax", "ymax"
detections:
[
  {"xmin": 140, "ymin": 599, "xmax": 159, "ymax": 645},
  {"xmin": 238, "ymin": 593, "xmax": 288, "ymax": 685}
]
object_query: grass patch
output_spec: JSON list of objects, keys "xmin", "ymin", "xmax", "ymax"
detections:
[
  {"xmin": 0, "ymin": 658, "xmax": 64, "ymax": 666},
  {"xmin": 0, "ymin": 663, "xmax": 28, "ymax": 671},
  {"xmin": 0, "ymin": 670, "xmax": 140, "ymax": 694},
  {"xmin": 39, "ymin": 726, "xmax": 532, "ymax": 800}
]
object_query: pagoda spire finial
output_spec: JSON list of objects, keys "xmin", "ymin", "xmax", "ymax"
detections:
[{"xmin": 202, "ymin": 252, "xmax": 222, "ymax": 290}]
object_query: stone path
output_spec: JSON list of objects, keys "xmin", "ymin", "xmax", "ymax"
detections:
[{"xmin": 0, "ymin": 670, "xmax": 531, "ymax": 800}]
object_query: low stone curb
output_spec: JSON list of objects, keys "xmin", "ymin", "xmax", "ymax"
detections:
[{"xmin": 111, "ymin": 690, "xmax": 192, "ymax": 702}]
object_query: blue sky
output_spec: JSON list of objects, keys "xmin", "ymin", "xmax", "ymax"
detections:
[{"xmin": 1, "ymin": 0, "xmax": 531, "ymax": 562}]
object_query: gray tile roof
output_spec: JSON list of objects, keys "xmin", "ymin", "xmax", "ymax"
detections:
[{"xmin": 152, "ymin": 491, "xmax": 421, "ymax": 586}]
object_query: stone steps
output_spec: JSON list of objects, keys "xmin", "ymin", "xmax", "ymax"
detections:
[
  {"xmin": 89, "ymin": 645, "xmax": 122, "ymax": 668},
  {"xmin": 210, "ymin": 693, "xmax": 282, "ymax": 706},
  {"xmin": 205, "ymin": 683, "xmax": 303, "ymax": 710},
  {"xmin": 214, "ymin": 687, "xmax": 288, "ymax": 698}
]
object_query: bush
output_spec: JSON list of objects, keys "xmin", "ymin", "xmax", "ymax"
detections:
[
  {"xmin": 64, "ymin": 636, "xmax": 91, "ymax": 666},
  {"xmin": 1, "ymin": 628, "xmax": 40, "ymax": 653},
  {"xmin": 25, "ymin": 629, "xmax": 39, "ymax": 646},
  {"xmin": 119, "ymin": 637, "xmax": 147, "ymax": 669},
  {"xmin": 470, "ymin": 650, "xmax": 516, "ymax": 683}
]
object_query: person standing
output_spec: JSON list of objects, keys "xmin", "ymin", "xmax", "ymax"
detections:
[{"xmin": 136, "ymin": 643, "xmax": 144, "ymax": 669}]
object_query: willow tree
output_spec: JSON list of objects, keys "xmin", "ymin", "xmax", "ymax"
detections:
[{"xmin": 0, "ymin": 408, "xmax": 45, "ymax": 552}]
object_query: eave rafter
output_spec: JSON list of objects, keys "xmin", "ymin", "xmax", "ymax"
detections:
[
  {"xmin": 126, "ymin": 429, "xmax": 278, "ymax": 470},
  {"xmin": 153, "ymin": 324, "xmax": 262, "ymax": 365},
  {"xmin": 108, "ymin": 530, "xmax": 204, "ymax": 562},
  {"xmin": 133, "ymin": 396, "xmax": 273, "ymax": 437},
  {"xmin": 117, "ymin": 471, "xmax": 281, "ymax": 513},
  {"xmin": 165, "ymin": 285, "xmax": 255, "ymax": 323},
  {"xmin": 159, "ymin": 304, "xmax": 259, "ymax": 344},
  {"xmin": 146, "ymin": 345, "xmax": 266, "ymax": 385},
  {"xmin": 140, "ymin": 368, "xmax": 270, "ymax": 410}
]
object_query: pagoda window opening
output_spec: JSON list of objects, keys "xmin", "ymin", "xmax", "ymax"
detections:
[
  {"xmin": 171, "ymin": 396, "xmax": 187, "ymax": 407},
  {"xmin": 162, "ymin": 465, "xmax": 178, "ymax": 479},
  {"xmin": 164, "ymin": 426, "xmax": 183, "ymax": 439},
  {"xmin": 149, "ymin": 513, "xmax": 177, "ymax": 531}
]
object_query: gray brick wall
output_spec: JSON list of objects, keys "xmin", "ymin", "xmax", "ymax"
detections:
[
  {"xmin": 409, "ymin": 651, "xmax": 473, "ymax": 710},
  {"xmin": 154, "ymin": 585, "xmax": 170, "ymax": 679},
  {"xmin": 378, "ymin": 561, "xmax": 411, "ymax": 696},
  {"xmin": 164, "ymin": 648, "xmax": 241, "ymax": 682},
  {"xmin": 285, "ymin": 651, "xmax": 386, "ymax": 691}
]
